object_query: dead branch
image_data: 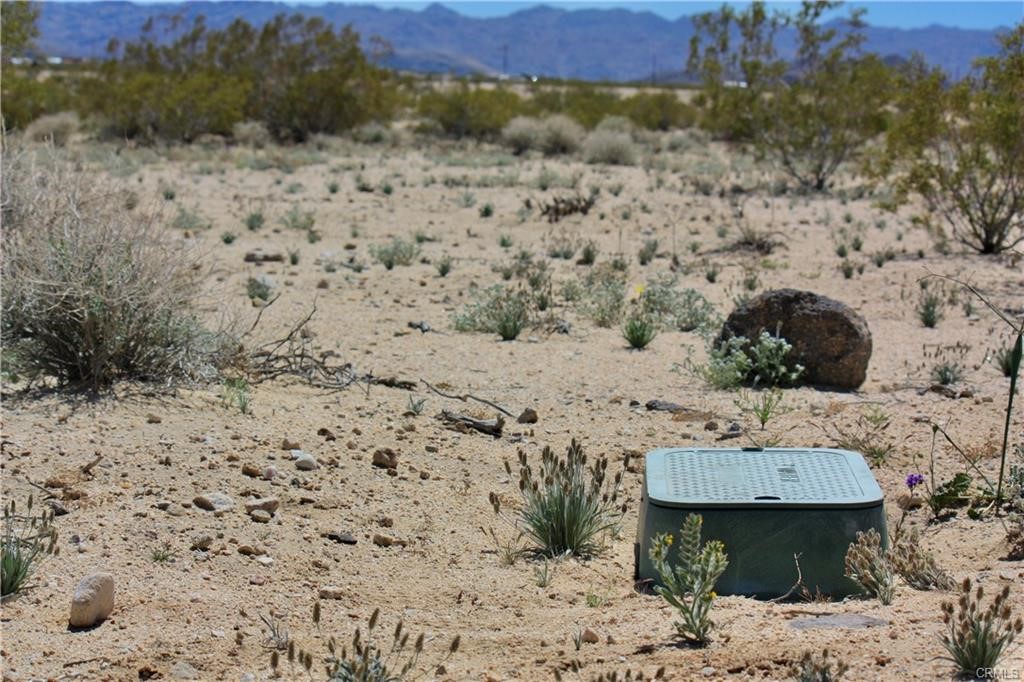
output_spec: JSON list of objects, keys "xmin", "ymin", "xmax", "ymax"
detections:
[
  {"xmin": 769, "ymin": 553, "xmax": 805, "ymax": 603},
  {"xmin": 80, "ymin": 454, "xmax": 102, "ymax": 476},
  {"xmin": 440, "ymin": 410, "xmax": 504, "ymax": 437},
  {"xmin": 421, "ymin": 379, "xmax": 515, "ymax": 418}
]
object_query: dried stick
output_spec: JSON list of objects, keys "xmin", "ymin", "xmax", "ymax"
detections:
[{"xmin": 420, "ymin": 379, "xmax": 515, "ymax": 418}]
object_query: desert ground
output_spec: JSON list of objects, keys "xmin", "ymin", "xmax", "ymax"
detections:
[{"xmin": 2, "ymin": 130, "xmax": 1022, "ymax": 681}]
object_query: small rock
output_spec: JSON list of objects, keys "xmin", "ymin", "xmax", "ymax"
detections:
[
  {"xmin": 701, "ymin": 666, "xmax": 716, "ymax": 677},
  {"xmin": 291, "ymin": 450, "xmax": 318, "ymax": 471},
  {"xmin": 372, "ymin": 448, "xmax": 399, "ymax": 470},
  {"xmin": 281, "ymin": 438, "xmax": 300, "ymax": 450},
  {"xmin": 237, "ymin": 545, "xmax": 264, "ymax": 556},
  {"xmin": 244, "ymin": 497, "xmax": 280, "ymax": 514},
  {"xmin": 704, "ymin": 420, "xmax": 719, "ymax": 431},
  {"xmin": 249, "ymin": 576, "xmax": 265, "ymax": 586},
  {"xmin": 262, "ymin": 466, "xmax": 278, "ymax": 481},
  {"xmin": 68, "ymin": 572, "xmax": 115, "ymax": 627},
  {"xmin": 47, "ymin": 499, "xmax": 69, "ymax": 516},
  {"xmin": 155, "ymin": 500, "xmax": 172, "ymax": 511},
  {"xmin": 419, "ymin": 470, "xmax": 431, "ymax": 480},
  {"xmin": 250, "ymin": 510, "xmax": 272, "ymax": 523},
  {"xmin": 317, "ymin": 427, "xmax": 336, "ymax": 441},
  {"xmin": 170, "ymin": 661, "xmax": 201, "ymax": 680},
  {"xmin": 190, "ymin": 535, "xmax": 214, "ymax": 551},
  {"xmin": 255, "ymin": 556, "xmax": 273, "ymax": 566},
  {"xmin": 324, "ymin": 531, "xmax": 357, "ymax": 545},
  {"xmin": 517, "ymin": 408, "xmax": 539, "ymax": 424},
  {"xmin": 580, "ymin": 628, "xmax": 599, "ymax": 644},
  {"xmin": 146, "ymin": 413, "xmax": 163, "ymax": 424},
  {"xmin": 372, "ymin": 533, "xmax": 394, "ymax": 547},
  {"xmin": 193, "ymin": 492, "xmax": 234, "ymax": 513},
  {"xmin": 241, "ymin": 463, "xmax": 261, "ymax": 478},
  {"xmin": 319, "ymin": 587, "xmax": 345, "ymax": 600}
]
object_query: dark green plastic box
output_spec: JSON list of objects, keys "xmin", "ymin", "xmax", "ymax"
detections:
[{"xmin": 634, "ymin": 447, "xmax": 887, "ymax": 599}]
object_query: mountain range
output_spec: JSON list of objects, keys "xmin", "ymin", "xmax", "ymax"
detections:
[{"xmin": 35, "ymin": 2, "xmax": 1007, "ymax": 82}]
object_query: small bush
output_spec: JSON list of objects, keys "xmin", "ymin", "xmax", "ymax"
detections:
[
  {"xmin": 931, "ymin": 361, "xmax": 963, "ymax": 386},
  {"xmin": 917, "ymin": 288, "xmax": 944, "ymax": 328},
  {"xmin": 649, "ymin": 513, "xmax": 728, "ymax": 645},
  {"xmin": 490, "ymin": 439, "xmax": 626, "ymax": 557},
  {"xmin": 940, "ymin": 579, "xmax": 1022, "ymax": 676},
  {"xmin": 370, "ymin": 237, "xmax": 420, "ymax": 270},
  {"xmin": 579, "ymin": 266, "xmax": 627, "ymax": 328},
  {"xmin": 639, "ymin": 274, "xmax": 719, "ymax": 333},
  {"xmin": 623, "ymin": 312, "xmax": 657, "ymax": 350},
  {"xmin": 24, "ymin": 111, "xmax": 79, "ymax": 146},
  {"xmin": 351, "ymin": 121, "xmax": 395, "ymax": 145},
  {"xmin": 583, "ymin": 130, "xmax": 636, "ymax": 165},
  {"xmin": 1, "ymin": 147, "xmax": 233, "ymax": 390},
  {"xmin": 637, "ymin": 239, "xmax": 658, "ymax": 265},
  {"xmin": 2, "ymin": 497, "xmax": 58, "ymax": 597},
  {"xmin": 791, "ymin": 650, "xmax": 848, "ymax": 682},
  {"xmin": 435, "ymin": 254, "xmax": 453, "ymax": 277},
  {"xmin": 844, "ymin": 529, "xmax": 895, "ymax": 604},
  {"xmin": 502, "ymin": 115, "xmax": 545, "ymax": 154},
  {"xmin": 594, "ymin": 115, "xmax": 635, "ymax": 135},
  {"xmin": 888, "ymin": 528, "xmax": 955, "ymax": 591},
  {"xmin": 541, "ymin": 114, "xmax": 584, "ymax": 155},
  {"xmin": 453, "ymin": 285, "xmax": 531, "ymax": 340},
  {"xmin": 232, "ymin": 120, "xmax": 271, "ymax": 149},
  {"xmin": 418, "ymin": 84, "xmax": 523, "ymax": 140},
  {"xmin": 702, "ymin": 331, "xmax": 804, "ymax": 389}
]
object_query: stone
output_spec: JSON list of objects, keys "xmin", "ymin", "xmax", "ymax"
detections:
[
  {"xmin": 146, "ymin": 413, "xmax": 163, "ymax": 424},
  {"xmin": 318, "ymin": 586, "xmax": 345, "ymax": 600},
  {"xmin": 372, "ymin": 533, "xmax": 394, "ymax": 547},
  {"xmin": 68, "ymin": 572, "xmax": 115, "ymax": 627},
  {"xmin": 250, "ymin": 510, "xmax": 272, "ymax": 523},
  {"xmin": 372, "ymin": 448, "xmax": 399, "ymax": 470},
  {"xmin": 244, "ymin": 497, "xmax": 280, "ymax": 514},
  {"xmin": 170, "ymin": 661, "xmax": 201, "ymax": 680},
  {"xmin": 241, "ymin": 463, "xmax": 261, "ymax": 478},
  {"xmin": 580, "ymin": 628, "xmax": 599, "ymax": 644},
  {"xmin": 190, "ymin": 534, "xmax": 214, "ymax": 551},
  {"xmin": 291, "ymin": 450, "xmax": 318, "ymax": 471},
  {"xmin": 193, "ymin": 492, "xmax": 234, "ymax": 513},
  {"xmin": 718, "ymin": 288, "xmax": 872, "ymax": 390},
  {"xmin": 789, "ymin": 614, "xmax": 888, "ymax": 630},
  {"xmin": 517, "ymin": 408, "xmax": 538, "ymax": 424},
  {"xmin": 324, "ymin": 531, "xmax": 357, "ymax": 545},
  {"xmin": 281, "ymin": 438, "xmax": 300, "ymax": 450},
  {"xmin": 237, "ymin": 545, "xmax": 265, "ymax": 556}
]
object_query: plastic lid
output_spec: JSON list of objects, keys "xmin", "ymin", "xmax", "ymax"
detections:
[{"xmin": 644, "ymin": 448, "xmax": 883, "ymax": 509}]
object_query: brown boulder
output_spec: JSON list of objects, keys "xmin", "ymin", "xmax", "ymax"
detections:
[{"xmin": 718, "ymin": 289, "xmax": 871, "ymax": 390}]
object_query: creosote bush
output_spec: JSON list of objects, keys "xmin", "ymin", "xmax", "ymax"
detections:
[
  {"xmin": 1, "ymin": 145, "xmax": 235, "ymax": 390},
  {"xmin": 649, "ymin": 513, "xmax": 728, "ymax": 645},
  {"xmin": 489, "ymin": 439, "xmax": 627, "ymax": 557}
]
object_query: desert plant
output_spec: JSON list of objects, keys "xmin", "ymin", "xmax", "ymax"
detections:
[
  {"xmin": 501, "ymin": 115, "xmax": 545, "ymax": 154},
  {"xmin": 844, "ymin": 529, "xmax": 895, "ymax": 604},
  {"xmin": 583, "ymin": 130, "xmax": 636, "ymax": 165},
  {"xmin": 244, "ymin": 209, "xmax": 265, "ymax": 231},
  {"xmin": 931, "ymin": 361, "xmax": 964, "ymax": 386},
  {"xmin": 994, "ymin": 345, "xmax": 1016, "ymax": 377},
  {"xmin": 637, "ymin": 239, "xmax": 658, "ymax": 265},
  {"xmin": 1, "ymin": 146, "xmax": 233, "ymax": 390},
  {"xmin": 735, "ymin": 388, "xmax": 787, "ymax": 430},
  {"xmin": 639, "ymin": 274, "xmax": 719, "ymax": 333},
  {"xmin": 232, "ymin": 120, "xmax": 271, "ymax": 148},
  {"xmin": 622, "ymin": 312, "xmax": 657, "ymax": 350},
  {"xmin": 648, "ymin": 513, "xmax": 728, "ymax": 645},
  {"xmin": 222, "ymin": 377, "xmax": 251, "ymax": 414},
  {"xmin": 888, "ymin": 528, "xmax": 955, "ymax": 591},
  {"xmin": 247, "ymin": 276, "xmax": 274, "ymax": 302},
  {"xmin": 579, "ymin": 267, "xmax": 627, "ymax": 328},
  {"xmin": 280, "ymin": 206, "xmax": 315, "ymax": 232},
  {"xmin": 578, "ymin": 240, "xmax": 599, "ymax": 266},
  {"xmin": 490, "ymin": 439, "xmax": 626, "ymax": 558},
  {"xmin": 1, "ymin": 497, "xmax": 58, "ymax": 597},
  {"xmin": 434, "ymin": 254, "xmax": 452, "ymax": 277},
  {"xmin": 790, "ymin": 649, "xmax": 848, "ymax": 682},
  {"xmin": 479, "ymin": 202, "xmax": 494, "ymax": 218},
  {"xmin": 940, "ymin": 579, "xmax": 1023, "ymax": 676},
  {"xmin": 541, "ymin": 114, "xmax": 584, "ymax": 155},
  {"xmin": 699, "ymin": 336, "xmax": 755, "ymax": 390},
  {"xmin": 371, "ymin": 237, "xmax": 420, "ymax": 270},
  {"xmin": 24, "ymin": 111, "xmax": 79, "ymax": 146},
  {"xmin": 452, "ymin": 285, "xmax": 531, "ymax": 340},
  {"xmin": 917, "ymin": 288, "xmax": 944, "ymax": 328}
]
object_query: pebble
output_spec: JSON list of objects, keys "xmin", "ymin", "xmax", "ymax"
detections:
[
  {"xmin": 190, "ymin": 535, "xmax": 214, "ymax": 551},
  {"xmin": 581, "ymin": 628, "xmax": 599, "ymax": 644},
  {"xmin": 249, "ymin": 576, "xmax": 265, "ymax": 586},
  {"xmin": 250, "ymin": 509, "xmax": 272, "ymax": 523},
  {"xmin": 517, "ymin": 408, "xmax": 539, "ymax": 424},
  {"xmin": 281, "ymin": 438, "xmax": 300, "ymax": 450},
  {"xmin": 237, "ymin": 545, "xmax": 265, "ymax": 556},
  {"xmin": 701, "ymin": 666, "xmax": 716, "ymax": 677},
  {"xmin": 193, "ymin": 492, "xmax": 234, "ymax": 513},
  {"xmin": 146, "ymin": 413, "xmax": 163, "ymax": 424},
  {"xmin": 291, "ymin": 450, "xmax": 318, "ymax": 471},
  {"xmin": 318, "ymin": 586, "xmax": 345, "ymax": 600},
  {"xmin": 69, "ymin": 572, "xmax": 115, "ymax": 628},
  {"xmin": 372, "ymin": 448, "xmax": 399, "ymax": 470},
  {"xmin": 324, "ymin": 531, "xmax": 357, "ymax": 545},
  {"xmin": 372, "ymin": 533, "xmax": 395, "ymax": 547},
  {"xmin": 262, "ymin": 466, "xmax": 279, "ymax": 481},
  {"xmin": 244, "ymin": 497, "xmax": 280, "ymax": 514},
  {"xmin": 170, "ymin": 661, "xmax": 201, "ymax": 680},
  {"xmin": 241, "ymin": 463, "xmax": 261, "ymax": 478}
]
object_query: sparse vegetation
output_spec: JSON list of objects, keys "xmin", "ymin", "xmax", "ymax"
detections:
[
  {"xmin": 2, "ymin": 497, "xmax": 58, "ymax": 597},
  {"xmin": 940, "ymin": 579, "xmax": 1022, "ymax": 677},
  {"xmin": 371, "ymin": 237, "xmax": 420, "ymax": 270}
]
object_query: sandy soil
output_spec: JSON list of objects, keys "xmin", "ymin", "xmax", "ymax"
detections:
[{"xmin": 2, "ymin": 133, "xmax": 1022, "ymax": 681}]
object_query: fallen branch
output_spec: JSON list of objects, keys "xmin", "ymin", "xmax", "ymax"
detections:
[
  {"xmin": 80, "ymin": 454, "xmax": 102, "ymax": 476},
  {"xmin": 440, "ymin": 410, "xmax": 504, "ymax": 437},
  {"xmin": 769, "ymin": 553, "xmax": 805, "ymax": 603},
  {"xmin": 421, "ymin": 379, "xmax": 515, "ymax": 418}
]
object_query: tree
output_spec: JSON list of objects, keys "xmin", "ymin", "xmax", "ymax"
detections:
[
  {"xmin": 1, "ymin": 0, "xmax": 40, "ymax": 56},
  {"xmin": 879, "ymin": 25, "xmax": 1024, "ymax": 254},
  {"xmin": 688, "ymin": 1, "xmax": 893, "ymax": 190}
]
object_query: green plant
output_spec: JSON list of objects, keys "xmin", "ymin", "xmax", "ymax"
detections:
[
  {"xmin": 827, "ymin": 406, "xmax": 894, "ymax": 465},
  {"xmin": 994, "ymin": 345, "xmax": 1017, "ymax": 377},
  {"xmin": 489, "ymin": 439, "xmax": 626, "ymax": 558},
  {"xmin": 162, "ymin": 186, "xmax": 177, "ymax": 201},
  {"xmin": 288, "ymin": 249, "xmax": 300, "ymax": 266},
  {"xmin": 623, "ymin": 312, "xmax": 657, "ymax": 350},
  {"xmin": 931, "ymin": 361, "xmax": 963, "ymax": 386},
  {"xmin": 790, "ymin": 650, "xmax": 848, "ymax": 682},
  {"xmin": 150, "ymin": 541, "xmax": 178, "ymax": 563},
  {"xmin": 734, "ymin": 388, "xmax": 787, "ymax": 430},
  {"xmin": 222, "ymin": 377, "xmax": 251, "ymax": 414},
  {"xmin": 917, "ymin": 288, "xmax": 944, "ymax": 328},
  {"xmin": 479, "ymin": 202, "xmax": 494, "ymax": 218},
  {"xmin": 221, "ymin": 231, "xmax": 237, "ymax": 245},
  {"xmin": 533, "ymin": 560, "xmax": 556, "ymax": 588},
  {"xmin": 452, "ymin": 285, "xmax": 531, "ymax": 341},
  {"xmin": 498, "ymin": 234, "xmax": 513, "ymax": 248},
  {"xmin": 280, "ymin": 206, "xmax": 315, "ymax": 232},
  {"xmin": 648, "ymin": 513, "xmax": 728, "ymax": 645},
  {"xmin": 418, "ymin": 84, "xmax": 523, "ymax": 140},
  {"xmin": 582, "ymin": 130, "xmax": 636, "ymax": 166},
  {"xmin": 888, "ymin": 528, "xmax": 955, "ymax": 591},
  {"xmin": 247, "ymin": 276, "xmax": 274, "ymax": 302},
  {"xmin": 406, "ymin": 395, "xmax": 426, "ymax": 416},
  {"xmin": 639, "ymin": 274, "xmax": 719, "ymax": 333},
  {"xmin": 435, "ymin": 254, "xmax": 452, "ymax": 277},
  {"xmin": 578, "ymin": 240, "xmax": 599, "ymax": 265},
  {"xmin": 244, "ymin": 210, "xmax": 265, "ymax": 231},
  {"xmin": 579, "ymin": 267, "xmax": 627, "ymax": 328},
  {"xmin": 940, "ymin": 579, "xmax": 1022, "ymax": 676},
  {"xmin": 327, "ymin": 180, "xmax": 340, "ymax": 194},
  {"xmin": 844, "ymin": 529, "xmax": 895, "ymax": 605},
  {"xmin": 371, "ymin": 238, "xmax": 420, "ymax": 270},
  {"xmin": 1, "ymin": 146, "xmax": 234, "ymax": 390},
  {"xmin": 1, "ymin": 497, "xmax": 58, "ymax": 597},
  {"xmin": 637, "ymin": 239, "xmax": 658, "ymax": 265},
  {"xmin": 170, "ymin": 204, "xmax": 210, "ymax": 231},
  {"xmin": 928, "ymin": 472, "xmax": 973, "ymax": 517},
  {"xmin": 698, "ymin": 336, "xmax": 755, "ymax": 390}
]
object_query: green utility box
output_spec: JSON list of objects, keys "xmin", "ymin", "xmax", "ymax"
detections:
[{"xmin": 635, "ymin": 447, "xmax": 886, "ymax": 599}]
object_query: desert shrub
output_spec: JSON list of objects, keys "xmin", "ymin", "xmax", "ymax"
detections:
[
  {"xmin": 490, "ymin": 439, "xmax": 626, "ymax": 557},
  {"xmin": 232, "ymin": 120, "xmax": 271, "ymax": 148},
  {"xmin": 418, "ymin": 84, "xmax": 523, "ymax": 140},
  {"xmin": 621, "ymin": 91, "xmax": 696, "ymax": 131},
  {"xmin": 0, "ymin": 74, "xmax": 74, "ymax": 131},
  {"xmin": 1, "ymin": 146, "xmax": 234, "ymax": 390},
  {"xmin": 530, "ymin": 85, "xmax": 622, "ymax": 129},
  {"xmin": 880, "ymin": 26, "xmax": 1024, "ymax": 254},
  {"xmin": 2, "ymin": 497, "xmax": 58, "ymax": 597},
  {"xmin": 844, "ymin": 529, "xmax": 895, "ymax": 604},
  {"xmin": 24, "ymin": 111, "xmax": 79, "ymax": 146},
  {"xmin": 790, "ymin": 650, "xmax": 848, "ymax": 682},
  {"xmin": 541, "ymin": 114, "xmax": 584, "ymax": 155},
  {"xmin": 452, "ymin": 285, "xmax": 532, "ymax": 340},
  {"xmin": 940, "ymin": 579, "xmax": 1022, "ymax": 676},
  {"xmin": 639, "ymin": 273, "xmax": 719, "ymax": 333},
  {"xmin": 583, "ymin": 130, "xmax": 636, "ymax": 165},
  {"xmin": 502, "ymin": 115, "xmax": 545, "ymax": 154},
  {"xmin": 702, "ymin": 331, "xmax": 804, "ymax": 389},
  {"xmin": 351, "ymin": 121, "xmax": 396, "ymax": 145},
  {"xmin": 888, "ymin": 528, "xmax": 955, "ymax": 591},
  {"xmin": 623, "ymin": 312, "xmax": 657, "ymax": 350},
  {"xmin": 370, "ymin": 237, "xmax": 420, "ymax": 270},
  {"xmin": 579, "ymin": 266, "xmax": 627, "ymax": 327},
  {"xmin": 649, "ymin": 513, "xmax": 728, "ymax": 645},
  {"xmin": 594, "ymin": 115, "xmax": 635, "ymax": 135},
  {"xmin": 699, "ymin": 336, "xmax": 754, "ymax": 389}
]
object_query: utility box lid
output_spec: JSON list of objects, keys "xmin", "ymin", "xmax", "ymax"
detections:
[{"xmin": 645, "ymin": 448, "xmax": 882, "ymax": 509}]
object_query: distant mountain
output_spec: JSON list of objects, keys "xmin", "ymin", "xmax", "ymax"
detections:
[{"xmin": 34, "ymin": 1, "xmax": 1006, "ymax": 82}]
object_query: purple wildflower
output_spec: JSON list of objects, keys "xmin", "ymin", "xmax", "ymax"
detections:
[{"xmin": 905, "ymin": 473, "xmax": 925, "ymax": 490}]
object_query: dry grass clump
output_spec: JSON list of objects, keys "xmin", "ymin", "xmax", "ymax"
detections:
[
  {"xmin": 1, "ymin": 145, "xmax": 236, "ymax": 391},
  {"xmin": 583, "ymin": 129, "xmax": 636, "ymax": 165},
  {"xmin": 502, "ymin": 114, "xmax": 583, "ymax": 156},
  {"xmin": 24, "ymin": 111, "xmax": 80, "ymax": 146},
  {"xmin": 232, "ymin": 120, "xmax": 271, "ymax": 149}
]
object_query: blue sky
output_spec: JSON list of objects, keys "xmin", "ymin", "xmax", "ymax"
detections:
[{"xmin": 54, "ymin": 1, "xmax": 1023, "ymax": 30}]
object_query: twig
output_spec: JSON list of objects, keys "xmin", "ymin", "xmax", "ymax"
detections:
[
  {"xmin": 440, "ymin": 410, "xmax": 505, "ymax": 437},
  {"xmin": 80, "ymin": 454, "xmax": 102, "ymax": 476},
  {"xmin": 420, "ymin": 379, "xmax": 515, "ymax": 418},
  {"xmin": 241, "ymin": 293, "xmax": 281, "ymax": 338},
  {"xmin": 769, "ymin": 553, "xmax": 804, "ymax": 603}
]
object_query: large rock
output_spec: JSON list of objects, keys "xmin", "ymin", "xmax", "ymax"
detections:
[
  {"xmin": 718, "ymin": 289, "xmax": 872, "ymax": 390},
  {"xmin": 69, "ymin": 572, "xmax": 115, "ymax": 627}
]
